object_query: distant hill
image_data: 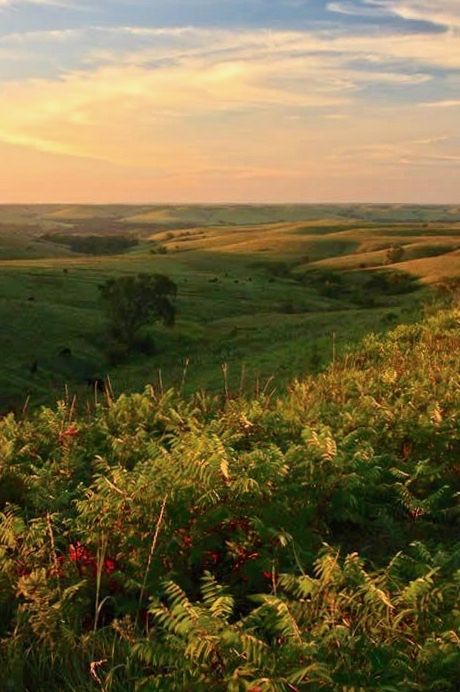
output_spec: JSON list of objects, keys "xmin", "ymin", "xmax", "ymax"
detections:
[{"xmin": 2, "ymin": 203, "xmax": 460, "ymax": 228}]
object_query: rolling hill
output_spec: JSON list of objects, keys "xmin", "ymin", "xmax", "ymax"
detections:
[{"xmin": 0, "ymin": 204, "xmax": 459, "ymax": 412}]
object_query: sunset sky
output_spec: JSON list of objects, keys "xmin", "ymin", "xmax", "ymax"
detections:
[{"xmin": 0, "ymin": 1, "xmax": 459, "ymax": 203}]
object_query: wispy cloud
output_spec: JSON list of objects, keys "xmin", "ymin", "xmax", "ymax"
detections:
[
  {"xmin": 327, "ymin": 2, "xmax": 387, "ymax": 18},
  {"xmin": 0, "ymin": 25, "xmax": 441, "ymax": 166},
  {"xmin": 0, "ymin": 0, "xmax": 72, "ymax": 7},
  {"xmin": 419, "ymin": 99, "xmax": 460, "ymax": 108},
  {"xmin": 330, "ymin": 1, "xmax": 460, "ymax": 29},
  {"xmin": 383, "ymin": 1, "xmax": 460, "ymax": 28},
  {"xmin": 0, "ymin": 3, "xmax": 458, "ymax": 202}
]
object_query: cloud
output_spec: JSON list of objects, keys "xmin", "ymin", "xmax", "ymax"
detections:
[
  {"xmin": 327, "ymin": 2, "xmax": 387, "ymax": 17},
  {"xmin": 391, "ymin": 1, "xmax": 460, "ymax": 27},
  {"xmin": 419, "ymin": 99, "xmax": 460, "ymax": 108},
  {"xmin": 126, "ymin": 24, "xmax": 460, "ymax": 71},
  {"xmin": 0, "ymin": 25, "xmax": 442, "ymax": 168},
  {"xmin": 328, "ymin": 1, "xmax": 460, "ymax": 29},
  {"xmin": 0, "ymin": 57, "xmax": 346, "ymax": 166},
  {"xmin": 0, "ymin": 17, "xmax": 459, "ymax": 202},
  {"xmin": 0, "ymin": 0, "xmax": 72, "ymax": 7},
  {"xmin": 327, "ymin": 136, "xmax": 460, "ymax": 178}
]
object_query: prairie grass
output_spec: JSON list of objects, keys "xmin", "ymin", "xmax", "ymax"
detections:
[{"xmin": 3, "ymin": 206, "xmax": 454, "ymax": 412}]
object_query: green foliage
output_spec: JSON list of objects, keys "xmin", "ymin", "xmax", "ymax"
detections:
[
  {"xmin": 386, "ymin": 244, "xmax": 405, "ymax": 264},
  {"xmin": 437, "ymin": 276, "xmax": 460, "ymax": 306},
  {"xmin": 0, "ymin": 309, "xmax": 459, "ymax": 689},
  {"xmin": 151, "ymin": 245, "xmax": 168, "ymax": 255},
  {"xmin": 42, "ymin": 233, "xmax": 139, "ymax": 255},
  {"xmin": 99, "ymin": 273, "xmax": 177, "ymax": 350},
  {"xmin": 364, "ymin": 270, "xmax": 417, "ymax": 295}
]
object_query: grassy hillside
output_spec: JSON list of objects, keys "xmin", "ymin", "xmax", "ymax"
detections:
[
  {"xmin": 1, "ymin": 205, "xmax": 459, "ymax": 412},
  {"xmin": 0, "ymin": 307, "xmax": 458, "ymax": 690},
  {"xmin": 3, "ymin": 203, "xmax": 460, "ymax": 227}
]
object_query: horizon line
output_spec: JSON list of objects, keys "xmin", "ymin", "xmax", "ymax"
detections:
[{"xmin": 1, "ymin": 201, "xmax": 459, "ymax": 207}]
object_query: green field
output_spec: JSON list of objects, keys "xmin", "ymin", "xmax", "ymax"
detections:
[{"xmin": 1, "ymin": 204, "xmax": 459, "ymax": 412}]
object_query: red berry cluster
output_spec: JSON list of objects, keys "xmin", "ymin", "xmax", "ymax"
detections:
[{"xmin": 69, "ymin": 542, "xmax": 118, "ymax": 576}]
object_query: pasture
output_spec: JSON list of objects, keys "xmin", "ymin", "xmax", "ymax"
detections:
[{"xmin": 1, "ymin": 204, "xmax": 459, "ymax": 411}]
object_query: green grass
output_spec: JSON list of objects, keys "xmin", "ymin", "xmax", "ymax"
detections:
[{"xmin": 0, "ymin": 204, "xmax": 459, "ymax": 411}]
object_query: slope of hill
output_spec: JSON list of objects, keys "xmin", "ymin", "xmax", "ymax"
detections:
[
  {"xmin": 0, "ymin": 307, "xmax": 458, "ymax": 690},
  {"xmin": 1, "ymin": 205, "xmax": 459, "ymax": 412}
]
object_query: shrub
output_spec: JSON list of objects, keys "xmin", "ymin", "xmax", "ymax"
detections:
[
  {"xmin": 365, "ymin": 270, "xmax": 417, "ymax": 295},
  {"xmin": 0, "ymin": 308, "xmax": 458, "ymax": 689},
  {"xmin": 42, "ymin": 233, "xmax": 139, "ymax": 255},
  {"xmin": 386, "ymin": 244, "xmax": 405, "ymax": 264}
]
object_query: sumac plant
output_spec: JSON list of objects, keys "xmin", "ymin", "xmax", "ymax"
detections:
[{"xmin": 0, "ymin": 309, "xmax": 459, "ymax": 690}]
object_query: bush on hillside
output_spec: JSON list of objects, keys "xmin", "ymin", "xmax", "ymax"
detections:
[
  {"xmin": 437, "ymin": 276, "xmax": 460, "ymax": 305},
  {"xmin": 42, "ymin": 233, "xmax": 139, "ymax": 255},
  {"xmin": 364, "ymin": 269, "xmax": 417, "ymax": 295},
  {"xmin": 252, "ymin": 261, "xmax": 292, "ymax": 279},
  {"xmin": 386, "ymin": 244, "xmax": 405, "ymax": 264}
]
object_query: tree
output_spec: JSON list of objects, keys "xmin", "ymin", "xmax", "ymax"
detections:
[
  {"xmin": 386, "ymin": 244, "xmax": 404, "ymax": 264},
  {"xmin": 99, "ymin": 273, "xmax": 177, "ymax": 349}
]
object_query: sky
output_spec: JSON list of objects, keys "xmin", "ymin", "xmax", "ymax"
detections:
[{"xmin": 0, "ymin": 1, "xmax": 459, "ymax": 203}]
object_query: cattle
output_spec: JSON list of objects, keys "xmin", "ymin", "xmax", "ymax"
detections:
[{"xmin": 58, "ymin": 347, "xmax": 72, "ymax": 357}]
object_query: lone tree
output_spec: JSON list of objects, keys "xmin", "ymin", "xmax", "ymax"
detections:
[{"xmin": 99, "ymin": 273, "xmax": 177, "ymax": 349}]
